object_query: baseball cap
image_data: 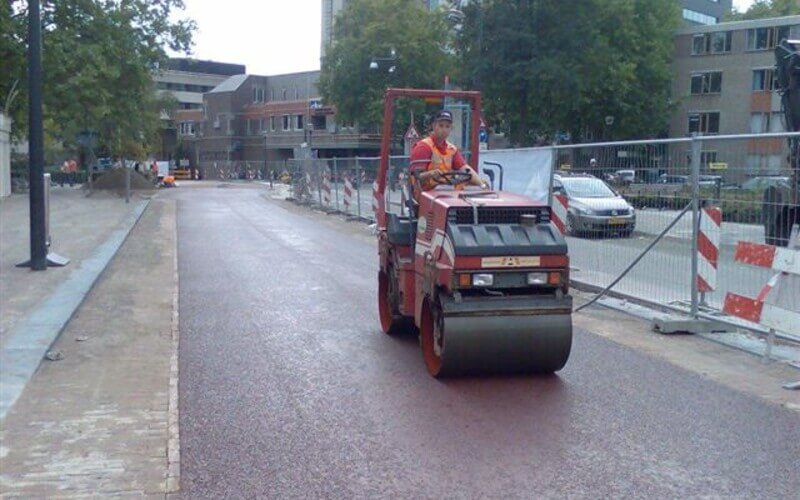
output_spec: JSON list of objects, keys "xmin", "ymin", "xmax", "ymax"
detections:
[{"xmin": 433, "ymin": 110, "xmax": 453, "ymax": 122}]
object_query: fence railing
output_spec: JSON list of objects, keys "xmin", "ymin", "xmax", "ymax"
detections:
[{"xmin": 271, "ymin": 133, "xmax": 799, "ymax": 354}]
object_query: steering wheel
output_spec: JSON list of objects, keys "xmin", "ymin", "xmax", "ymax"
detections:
[{"xmin": 437, "ymin": 170, "xmax": 473, "ymax": 186}]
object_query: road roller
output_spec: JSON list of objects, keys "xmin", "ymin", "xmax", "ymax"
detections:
[{"xmin": 375, "ymin": 88, "xmax": 572, "ymax": 377}]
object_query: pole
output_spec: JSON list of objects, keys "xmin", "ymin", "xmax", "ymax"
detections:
[
  {"xmin": 333, "ymin": 158, "xmax": 340, "ymax": 211},
  {"xmin": 690, "ymin": 133, "xmax": 702, "ymax": 318},
  {"xmin": 356, "ymin": 157, "xmax": 362, "ymax": 219},
  {"xmin": 28, "ymin": 0, "xmax": 47, "ymax": 270},
  {"xmin": 125, "ymin": 164, "xmax": 130, "ymax": 203}
]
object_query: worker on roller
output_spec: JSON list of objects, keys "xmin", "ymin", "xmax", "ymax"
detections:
[{"xmin": 410, "ymin": 109, "xmax": 488, "ymax": 203}]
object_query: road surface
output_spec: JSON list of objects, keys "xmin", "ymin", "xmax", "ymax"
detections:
[{"xmin": 172, "ymin": 187, "xmax": 799, "ymax": 498}]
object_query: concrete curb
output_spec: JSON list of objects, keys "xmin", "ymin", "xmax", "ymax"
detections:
[
  {"xmin": 0, "ymin": 199, "xmax": 151, "ymax": 421},
  {"xmin": 166, "ymin": 202, "xmax": 181, "ymax": 493}
]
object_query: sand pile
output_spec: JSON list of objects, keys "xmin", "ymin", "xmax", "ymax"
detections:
[{"xmin": 92, "ymin": 169, "xmax": 155, "ymax": 191}]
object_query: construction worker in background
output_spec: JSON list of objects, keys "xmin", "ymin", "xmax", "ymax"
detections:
[
  {"xmin": 67, "ymin": 158, "xmax": 77, "ymax": 186},
  {"xmin": 410, "ymin": 109, "xmax": 488, "ymax": 203}
]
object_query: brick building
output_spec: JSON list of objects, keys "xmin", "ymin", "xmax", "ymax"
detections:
[{"xmin": 176, "ymin": 70, "xmax": 381, "ymax": 175}]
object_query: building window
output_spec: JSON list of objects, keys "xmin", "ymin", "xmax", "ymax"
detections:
[
  {"xmin": 227, "ymin": 118, "xmax": 234, "ymax": 136},
  {"xmin": 747, "ymin": 26, "xmax": 790, "ymax": 51},
  {"xmin": 294, "ymin": 87, "xmax": 299, "ymax": 100},
  {"xmin": 311, "ymin": 115, "xmax": 326, "ymax": 130},
  {"xmin": 683, "ymin": 9, "xmax": 717, "ymax": 26},
  {"xmin": 270, "ymin": 116, "xmax": 276, "ymax": 131},
  {"xmin": 750, "ymin": 112, "xmax": 770, "ymax": 133},
  {"xmin": 770, "ymin": 112, "xmax": 786, "ymax": 132},
  {"xmin": 700, "ymin": 151, "xmax": 717, "ymax": 166},
  {"xmin": 690, "ymin": 71, "xmax": 722, "ymax": 94},
  {"xmin": 282, "ymin": 115, "xmax": 290, "ymax": 131},
  {"xmin": 179, "ymin": 122, "xmax": 195, "ymax": 136},
  {"xmin": 688, "ymin": 112, "xmax": 720, "ymax": 135},
  {"xmin": 253, "ymin": 86, "xmax": 265, "ymax": 103},
  {"xmin": 259, "ymin": 118, "xmax": 266, "ymax": 132},
  {"xmin": 295, "ymin": 114, "xmax": 304, "ymax": 130},
  {"xmin": 271, "ymin": 89, "xmax": 275, "ymax": 101},
  {"xmin": 692, "ymin": 32, "xmax": 731, "ymax": 55},
  {"xmin": 282, "ymin": 88, "xmax": 287, "ymax": 100},
  {"xmin": 752, "ymin": 68, "xmax": 777, "ymax": 91}
]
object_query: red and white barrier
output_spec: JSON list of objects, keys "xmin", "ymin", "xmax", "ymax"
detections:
[
  {"xmin": 697, "ymin": 205, "xmax": 722, "ymax": 293},
  {"xmin": 343, "ymin": 176, "xmax": 353, "ymax": 212},
  {"xmin": 723, "ymin": 237, "xmax": 800, "ymax": 336},
  {"xmin": 321, "ymin": 171, "xmax": 331, "ymax": 206},
  {"xmin": 372, "ymin": 180, "xmax": 381, "ymax": 216},
  {"xmin": 550, "ymin": 194, "xmax": 569, "ymax": 234}
]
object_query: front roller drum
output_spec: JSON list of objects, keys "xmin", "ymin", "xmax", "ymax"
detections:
[{"xmin": 421, "ymin": 299, "xmax": 572, "ymax": 377}]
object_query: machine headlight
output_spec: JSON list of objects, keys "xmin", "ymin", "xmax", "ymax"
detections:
[
  {"xmin": 575, "ymin": 206, "xmax": 594, "ymax": 215},
  {"xmin": 527, "ymin": 272, "xmax": 548, "ymax": 285},
  {"xmin": 472, "ymin": 273, "xmax": 494, "ymax": 287}
]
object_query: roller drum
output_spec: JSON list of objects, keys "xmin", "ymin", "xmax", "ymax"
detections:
[{"xmin": 424, "ymin": 295, "xmax": 572, "ymax": 377}]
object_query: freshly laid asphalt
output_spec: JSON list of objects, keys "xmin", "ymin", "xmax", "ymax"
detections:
[{"xmin": 173, "ymin": 187, "xmax": 799, "ymax": 499}]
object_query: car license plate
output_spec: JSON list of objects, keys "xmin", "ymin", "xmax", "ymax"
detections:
[{"xmin": 609, "ymin": 217, "xmax": 625, "ymax": 225}]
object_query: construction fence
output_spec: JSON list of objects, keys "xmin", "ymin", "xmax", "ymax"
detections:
[{"xmin": 278, "ymin": 133, "xmax": 799, "ymax": 354}]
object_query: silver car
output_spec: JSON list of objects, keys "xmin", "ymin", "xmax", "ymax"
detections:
[{"xmin": 553, "ymin": 174, "xmax": 636, "ymax": 237}]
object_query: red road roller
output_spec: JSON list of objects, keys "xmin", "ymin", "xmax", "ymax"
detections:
[{"xmin": 375, "ymin": 88, "xmax": 572, "ymax": 377}]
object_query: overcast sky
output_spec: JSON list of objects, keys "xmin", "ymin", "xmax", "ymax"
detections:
[
  {"xmin": 171, "ymin": 0, "xmax": 322, "ymax": 76},
  {"xmin": 171, "ymin": 0, "xmax": 758, "ymax": 76}
]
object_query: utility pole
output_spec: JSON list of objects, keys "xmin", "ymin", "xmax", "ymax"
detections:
[{"xmin": 27, "ymin": 0, "xmax": 47, "ymax": 270}]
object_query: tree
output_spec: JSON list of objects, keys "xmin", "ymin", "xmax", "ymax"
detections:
[
  {"xmin": 0, "ymin": 1, "xmax": 195, "ymax": 160},
  {"xmin": 319, "ymin": 0, "xmax": 456, "ymax": 131},
  {"xmin": 728, "ymin": 0, "xmax": 800, "ymax": 20},
  {"xmin": 457, "ymin": 0, "xmax": 680, "ymax": 146}
]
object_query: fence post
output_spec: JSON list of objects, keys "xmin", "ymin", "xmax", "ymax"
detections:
[
  {"xmin": 690, "ymin": 133, "xmax": 702, "ymax": 318},
  {"xmin": 333, "ymin": 158, "xmax": 340, "ymax": 211},
  {"xmin": 356, "ymin": 157, "xmax": 362, "ymax": 219}
]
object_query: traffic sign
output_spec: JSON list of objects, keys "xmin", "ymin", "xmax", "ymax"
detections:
[
  {"xmin": 709, "ymin": 162, "xmax": 728, "ymax": 170},
  {"xmin": 404, "ymin": 123, "xmax": 420, "ymax": 140}
]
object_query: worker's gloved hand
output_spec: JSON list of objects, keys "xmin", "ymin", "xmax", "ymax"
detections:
[{"xmin": 425, "ymin": 169, "xmax": 444, "ymax": 182}]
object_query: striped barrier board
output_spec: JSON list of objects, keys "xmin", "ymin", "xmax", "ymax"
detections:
[
  {"xmin": 550, "ymin": 194, "xmax": 569, "ymax": 235},
  {"xmin": 697, "ymin": 205, "xmax": 722, "ymax": 293},
  {"xmin": 343, "ymin": 176, "xmax": 353, "ymax": 212},
  {"xmin": 322, "ymin": 171, "xmax": 331, "ymax": 206},
  {"xmin": 723, "ymin": 234, "xmax": 800, "ymax": 336},
  {"xmin": 372, "ymin": 180, "xmax": 381, "ymax": 216}
]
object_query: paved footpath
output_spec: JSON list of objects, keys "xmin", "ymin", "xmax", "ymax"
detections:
[
  {"xmin": 0, "ymin": 188, "xmax": 149, "ymax": 346},
  {"xmin": 0, "ymin": 198, "xmax": 178, "ymax": 497}
]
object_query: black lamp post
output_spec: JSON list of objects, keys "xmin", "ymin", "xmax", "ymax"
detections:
[{"xmin": 25, "ymin": 0, "xmax": 47, "ymax": 270}]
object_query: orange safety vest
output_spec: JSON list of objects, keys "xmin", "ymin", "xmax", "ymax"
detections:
[{"xmin": 418, "ymin": 136, "xmax": 460, "ymax": 192}]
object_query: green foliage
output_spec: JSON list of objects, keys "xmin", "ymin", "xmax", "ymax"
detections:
[
  {"xmin": 319, "ymin": 0, "xmax": 456, "ymax": 130},
  {"xmin": 458, "ymin": 0, "xmax": 680, "ymax": 146},
  {"xmin": 1, "ymin": 0, "xmax": 195, "ymax": 158},
  {"xmin": 728, "ymin": 0, "xmax": 800, "ymax": 20}
]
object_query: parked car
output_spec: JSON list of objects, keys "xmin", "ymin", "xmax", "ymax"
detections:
[
  {"xmin": 91, "ymin": 157, "xmax": 113, "ymax": 172},
  {"xmin": 553, "ymin": 173, "xmax": 636, "ymax": 237},
  {"xmin": 739, "ymin": 176, "xmax": 791, "ymax": 191},
  {"xmin": 615, "ymin": 169, "xmax": 636, "ymax": 184},
  {"xmin": 657, "ymin": 174, "xmax": 689, "ymax": 185}
]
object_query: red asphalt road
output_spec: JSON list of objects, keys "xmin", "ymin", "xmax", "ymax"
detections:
[{"xmin": 173, "ymin": 187, "xmax": 800, "ymax": 499}]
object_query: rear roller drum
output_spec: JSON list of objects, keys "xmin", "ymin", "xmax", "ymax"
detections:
[{"xmin": 378, "ymin": 267, "xmax": 409, "ymax": 335}]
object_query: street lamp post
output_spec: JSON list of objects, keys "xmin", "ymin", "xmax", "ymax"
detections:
[{"xmin": 25, "ymin": 0, "xmax": 47, "ymax": 270}]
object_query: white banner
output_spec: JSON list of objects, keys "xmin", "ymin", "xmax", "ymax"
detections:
[{"xmin": 479, "ymin": 147, "xmax": 554, "ymax": 204}]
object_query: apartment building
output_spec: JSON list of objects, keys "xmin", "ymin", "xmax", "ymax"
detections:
[{"xmin": 670, "ymin": 16, "xmax": 800, "ymax": 173}]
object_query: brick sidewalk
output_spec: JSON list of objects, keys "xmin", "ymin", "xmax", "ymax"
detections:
[
  {"xmin": 0, "ymin": 188, "xmax": 151, "ymax": 346},
  {"xmin": 0, "ymin": 198, "xmax": 178, "ymax": 497}
]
